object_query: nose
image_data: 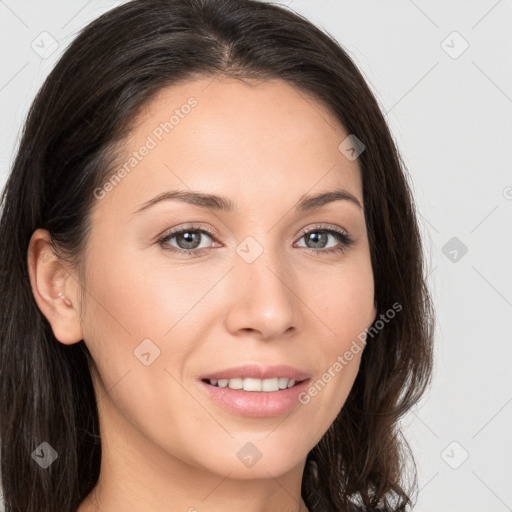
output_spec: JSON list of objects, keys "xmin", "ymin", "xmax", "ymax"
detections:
[{"xmin": 223, "ymin": 244, "xmax": 302, "ymax": 341}]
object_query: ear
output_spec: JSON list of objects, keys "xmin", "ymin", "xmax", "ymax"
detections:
[{"xmin": 27, "ymin": 228, "xmax": 83, "ymax": 345}]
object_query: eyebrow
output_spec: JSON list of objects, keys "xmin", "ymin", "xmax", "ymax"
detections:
[{"xmin": 133, "ymin": 187, "xmax": 362, "ymax": 214}]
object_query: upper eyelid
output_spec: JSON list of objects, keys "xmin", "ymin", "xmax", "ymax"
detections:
[
  {"xmin": 297, "ymin": 223, "xmax": 348, "ymax": 236},
  {"xmin": 158, "ymin": 224, "xmax": 218, "ymax": 241}
]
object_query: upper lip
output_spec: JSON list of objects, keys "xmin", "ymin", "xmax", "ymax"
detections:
[{"xmin": 200, "ymin": 364, "xmax": 311, "ymax": 381}]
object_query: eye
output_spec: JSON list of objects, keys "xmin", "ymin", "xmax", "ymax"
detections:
[
  {"xmin": 157, "ymin": 224, "xmax": 219, "ymax": 257},
  {"xmin": 156, "ymin": 223, "xmax": 354, "ymax": 257},
  {"xmin": 295, "ymin": 224, "xmax": 354, "ymax": 255}
]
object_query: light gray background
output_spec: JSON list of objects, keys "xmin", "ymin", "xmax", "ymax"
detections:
[{"xmin": 1, "ymin": 1, "xmax": 511, "ymax": 511}]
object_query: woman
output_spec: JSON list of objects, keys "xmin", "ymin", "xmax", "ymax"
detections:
[{"xmin": 0, "ymin": 0, "xmax": 434, "ymax": 511}]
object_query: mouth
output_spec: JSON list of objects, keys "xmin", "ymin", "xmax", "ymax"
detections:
[
  {"xmin": 197, "ymin": 364, "xmax": 312, "ymax": 417},
  {"xmin": 201, "ymin": 376, "xmax": 307, "ymax": 392},
  {"xmin": 199, "ymin": 364, "xmax": 311, "ymax": 391}
]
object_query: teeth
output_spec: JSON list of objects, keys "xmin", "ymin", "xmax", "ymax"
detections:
[
  {"xmin": 244, "ymin": 377, "xmax": 262, "ymax": 391},
  {"xmin": 227, "ymin": 377, "xmax": 243, "ymax": 389},
  {"xmin": 278, "ymin": 377, "xmax": 289, "ymax": 389},
  {"xmin": 207, "ymin": 377, "xmax": 298, "ymax": 391}
]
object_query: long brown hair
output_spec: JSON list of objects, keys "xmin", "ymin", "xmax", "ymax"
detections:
[{"xmin": 0, "ymin": 1, "xmax": 434, "ymax": 510}]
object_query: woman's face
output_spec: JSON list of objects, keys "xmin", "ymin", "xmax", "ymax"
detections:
[{"xmin": 65, "ymin": 77, "xmax": 376, "ymax": 497}]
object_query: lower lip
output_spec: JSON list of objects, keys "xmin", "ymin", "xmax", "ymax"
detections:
[{"xmin": 198, "ymin": 379, "xmax": 311, "ymax": 418}]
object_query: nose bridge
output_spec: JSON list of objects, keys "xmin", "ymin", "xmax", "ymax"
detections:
[{"xmin": 227, "ymin": 234, "xmax": 299, "ymax": 337}]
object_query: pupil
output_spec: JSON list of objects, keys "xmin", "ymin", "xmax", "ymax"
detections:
[
  {"xmin": 178, "ymin": 231, "xmax": 200, "ymax": 249},
  {"xmin": 307, "ymin": 232, "xmax": 327, "ymax": 249}
]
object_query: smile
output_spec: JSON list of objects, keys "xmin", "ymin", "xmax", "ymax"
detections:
[{"xmin": 203, "ymin": 377, "xmax": 303, "ymax": 392}]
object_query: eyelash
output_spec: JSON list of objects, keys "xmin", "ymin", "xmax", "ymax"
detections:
[{"xmin": 156, "ymin": 223, "xmax": 354, "ymax": 258}]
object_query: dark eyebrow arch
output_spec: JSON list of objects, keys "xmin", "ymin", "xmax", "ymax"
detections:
[
  {"xmin": 133, "ymin": 187, "xmax": 362, "ymax": 214},
  {"xmin": 133, "ymin": 190, "xmax": 233, "ymax": 214},
  {"xmin": 296, "ymin": 188, "xmax": 362, "ymax": 211}
]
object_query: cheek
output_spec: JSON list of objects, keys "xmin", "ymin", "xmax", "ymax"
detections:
[
  {"xmin": 79, "ymin": 245, "xmax": 218, "ymax": 403},
  {"xmin": 305, "ymin": 256, "xmax": 375, "ymax": 343},
  {"xmin": 83, "ymin": 248, "xmax": 186, "ymax": 340},
  {"xmin": 78, "ymin": 247, "xmax": 166, "ymax": 393},
  {"xmin": 297, "ymin": 256, "xmax": 374, "ymax": 414}
]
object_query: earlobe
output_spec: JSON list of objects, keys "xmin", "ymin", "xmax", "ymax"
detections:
[{"xmin": 27, "ymin": 228, "xmax": 83, "ymax": 345}]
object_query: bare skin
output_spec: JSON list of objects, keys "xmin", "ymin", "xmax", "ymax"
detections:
[{"xmin": 28, "ymin": 77, "xmax": 377, "ymax": 512}]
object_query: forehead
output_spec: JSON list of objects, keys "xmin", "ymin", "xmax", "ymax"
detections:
[{"xmin": 93, "ymin": 77, "xmax": 362, "ymax": 216}]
